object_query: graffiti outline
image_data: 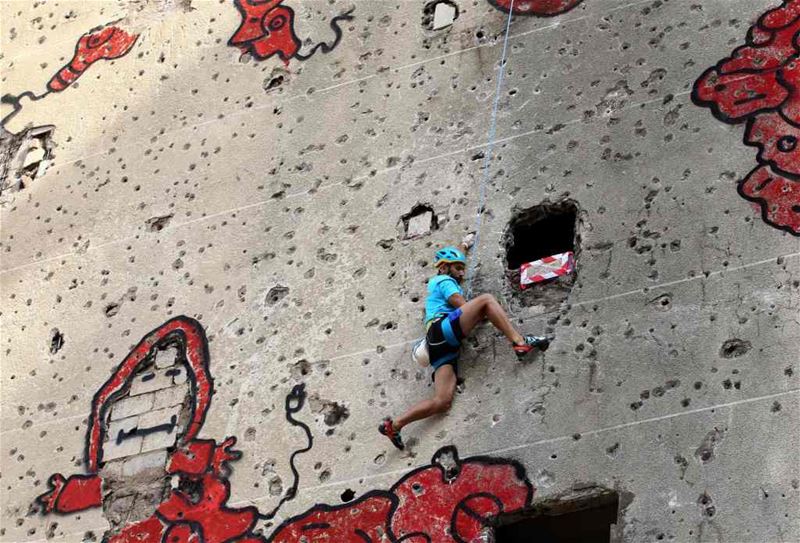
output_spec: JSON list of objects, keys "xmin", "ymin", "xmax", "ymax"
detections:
[
  {"xmin": 34, "ymin": 316, "xmax": 310, "ymax": 543},
  {"xmin": 227, "ymin": 0, "xmax": 354, "ymax": 64},
  {"xmin": 692, "ymin": 0, "xmax": 800, "ymax": 236},
  {"xmin": 267, "ymin": 445, "xmax": 534, "ymax": 543},
  {"xmin": 1, "ymin": 21, "xmax": 138, "ymax": 133}
]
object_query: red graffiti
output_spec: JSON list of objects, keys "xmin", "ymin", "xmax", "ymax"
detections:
[
  {"xmin": 693, "ymin": 0, "xmax": 800, "ymax": 235},
  {"xmin": 36, "ymin": 317, "xmax": 266, "ymax": 543},
  {"xmin": 267, "ymin": 495, "xmax": 396, "ymax": 543},
  {"xmin": 268, "ymin": 447, "xmax": 534, "ymax": 543},
  {"xmin": 488, "ymin": 0, "xmax": 583, "ymax": 17},
  {"xmin": 229, "ymin": 0, "xmax": 299, "ymax": 63},
  {"xmin": 48, "ymin": 24, "xmax": 139, "ymax": 92},
  {"xmin": 34, "ymin": 318, "xmax": 534, "ymax": 542},
  {"xmin": 228, "ymin": 0, "xmax": 354, "ymax": 64}
]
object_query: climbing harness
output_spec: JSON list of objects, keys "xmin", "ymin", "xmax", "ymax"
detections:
[{"xmin": 464, "ymin": 0, "xmax": 515, "ymax": 299}]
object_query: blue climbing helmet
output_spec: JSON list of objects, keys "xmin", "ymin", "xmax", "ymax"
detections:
[{"xmin": 433, "ymin": 246, "xmax": 466, "ymax": 267}]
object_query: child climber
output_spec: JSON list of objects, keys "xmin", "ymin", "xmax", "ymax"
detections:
[{"xmin": 379, "ymin": 234, "xmax": 550, "ymax": 450}]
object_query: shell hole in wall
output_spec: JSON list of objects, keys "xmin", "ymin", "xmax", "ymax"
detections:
[
  {"xmin": 495, "ymin": 489, "xmax": 620, "ymax": 543},
  {"xmin": 503, "ymin": 199, "xmax": 580, "ymax": 309},
  {"xmin": 401, "ymin": 203, "xmax": 438, "ymax": 239},
  {"xmin": 1, "ymin": 125, "xmax": 54, "ymax": 194},
  {"xmin": 422, "ymin": 0, "xmax": 459, "ymax": 30}
]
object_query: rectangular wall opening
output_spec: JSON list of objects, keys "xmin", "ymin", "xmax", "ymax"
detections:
[
  {"xmin": 502, "ymin": 199, "xmax": 580, "ymax": 311},
  {"xmin": 495, "ymin": 488, "xmax": 619, "ymax": 543},
  {"xmin": 505, "ymin": 200, "xmax": 578, "ymax": 270}
]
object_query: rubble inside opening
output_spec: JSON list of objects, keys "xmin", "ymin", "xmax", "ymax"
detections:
[{"xmin": 503, "ymin": 199, "xmax": 580, "ymax": 310}]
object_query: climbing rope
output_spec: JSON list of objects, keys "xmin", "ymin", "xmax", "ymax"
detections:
[{"xmin": 465, "ymin": 0, "xmax": 515, "ymax": 299}]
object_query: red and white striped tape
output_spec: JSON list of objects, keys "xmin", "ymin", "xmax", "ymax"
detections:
[{"xmin": 520, "ymin": 251, "xmax": 575, "ymax": 288}]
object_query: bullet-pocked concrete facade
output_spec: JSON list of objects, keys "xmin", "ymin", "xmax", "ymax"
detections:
[{"xmin": 1, "ymin": 0, "xmax": 798, "ymax": 542}]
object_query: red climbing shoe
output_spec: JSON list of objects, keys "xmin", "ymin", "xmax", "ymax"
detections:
[
  {"xmin": 513, "ymin": 335, "xmax": 550, "ymax": 359},
  {"xmin": 378, "ymin": 418, "xmax": 405, "ymax": 450}
]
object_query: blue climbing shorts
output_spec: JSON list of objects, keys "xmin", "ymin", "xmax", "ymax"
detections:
[{"xmin": 425, "ymin": 308, "xmax": 464, "ymax": 375}]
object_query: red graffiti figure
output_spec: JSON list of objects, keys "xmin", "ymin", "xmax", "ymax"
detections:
[
  {"xmin": 48, "ymin": 24, "xmax": 139, "ymax": 92},
  {"xmin": 229, "ymin": 0, "xmax": 300, "ymax": 62},
  {"xmin": 488, "ymin": 0, "xmax": 583, "ymax": 17},
  {"xmin": 36, "ymin": 317, "xmax": 265, "ymax": 543},
  {"xmin": 268, "ymin": 447, "xmax": 533, "ymax": 543},
  {"xmin": 693, "ymin": 0, "xmax": 800, "ymax": 235},
  {"xmin": 33, "ymin": 318, "xmax": 534, "ymax": 542},
  {"xmin": 228, "ymin": 0, "xmax": 354, "ymax": 64}
]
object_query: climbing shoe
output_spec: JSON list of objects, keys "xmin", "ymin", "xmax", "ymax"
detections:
[
  {"xmin": 513, "ymin": 335, "xmax": 551, "ymax": 359},
  {"xmin": 378, "ymin": 418, "xmax": 405, "ymax": 450}
]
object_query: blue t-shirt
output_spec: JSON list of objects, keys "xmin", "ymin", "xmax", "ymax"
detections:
[{"xmin": 424, "ymin": 275, "xmax": 463, "ymax": 324}]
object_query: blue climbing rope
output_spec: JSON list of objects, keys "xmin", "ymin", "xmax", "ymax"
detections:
[{"xmin": 465, "ymin": 0, "xmax": 515, "ymax": 299}]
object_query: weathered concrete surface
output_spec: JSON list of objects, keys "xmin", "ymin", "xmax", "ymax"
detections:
[{"xmin": 1, "ymin": 0, "xmax": 798, "ymax": 541}]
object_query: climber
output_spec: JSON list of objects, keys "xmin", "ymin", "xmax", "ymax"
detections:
[{"xmin": 379, "ymin": 234, "xmax": 550, "ymax": 450}]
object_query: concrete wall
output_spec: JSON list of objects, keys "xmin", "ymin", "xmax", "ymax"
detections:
[{"xmin": 1, "ymin": 0, "xmax": 798, "ymax": 541}]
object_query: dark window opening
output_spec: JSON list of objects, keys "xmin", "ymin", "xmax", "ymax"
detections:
[
  {"xmin": 505, "ymin": 200, "xmax": 578, "ymax": 270},
  {"xmin": 401, "ymin": 203, "xmax": 438, "ymax": 239},
  {"xmin": 496, "ymin": 489, "xmax": 619, "ymax": 543}
]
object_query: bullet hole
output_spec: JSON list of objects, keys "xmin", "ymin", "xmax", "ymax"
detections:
[
  {"xmin": 145, "ymin": 214, "xmax": 174, "ymax": 232},
  {"xmin": 323, "ymin": 401, "xmax": 350, "ymax": 426},
  {"xmin": 0, "ymin": 125, "xmax": 54, "ymax": 194},
  {"xmin": 340, "ymin": 488, "xmax": 356, "ymax": 502},
  {"xmin": 49, "ymin": 328, "xmax": 64, "ymax": 354},
  {"xmin": 401, "ymin": 203, "xmax": 438, "ymax": 239},
  {"xmin": 495, "ymin": 487, "xmax": 621, "ymax": 542},
  {"xmin": 719, "ymin": 338, "xmax": 751, "ymax": 358},
  {"xmin": 649, "ymin": 293, "xmax": 672, "ymax": 311},
  {"xmin": 695, "ymin": 427, "xmax": 724, "ymax": 464},
  {"xmin": 290, "ymin": 359, "xmax": 311, "ymax": 380},
  {"xmin": 269, "ymin": 476, "xmax": 283, "ymax": 496},
  {"xmin": 698, "ymin": 493, "xmax": 715, "ymax": 518},
  {"xmin": 263, "ymin": 74, "xmax": 285, "ymax": 92},
  {"xmin": 377, "ymin": 239, "xmax": 395, "ymax": 251},
  {"xmin": 265, "ymin": 285, "xmax": 289, "ymax": 306},
  {"xmin": 104, "ymin": 303, "xmax": 120, "ymax": 317},
  {"xmin": 422, "ymin": 0, "xmax": 459, "ymax": 30}
]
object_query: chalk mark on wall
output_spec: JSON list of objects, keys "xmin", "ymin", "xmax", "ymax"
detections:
[
  {"xmin": 692, "ymin": 0, "xmax": 800, "ymax": 236},
  {"xmin": 228, "ymin": 0, "xmax": 354, "ymax": 64},
  {"xmin": 487, "ymin": 0, "xmax": 583, "ymax": 17},
  {"xmin": 1, "ymin": 22, "xmax": 138, "ymax": 133}
]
